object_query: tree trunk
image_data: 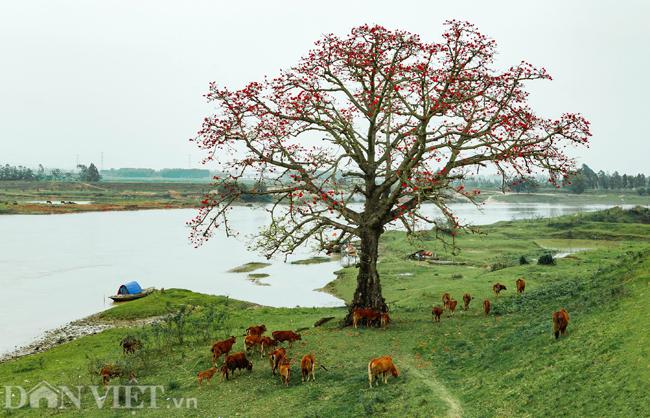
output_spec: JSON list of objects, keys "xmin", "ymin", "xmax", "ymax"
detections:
[{"xmin": 344, "ymin": 225, "xmax": 387, "ymax": 325}]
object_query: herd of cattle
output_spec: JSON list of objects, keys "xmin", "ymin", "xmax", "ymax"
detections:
[
  {"xmin": 196, "ymin": 275, "xmax": 569, "ymax": 389},
  {"xmin": 105, "ymin": 276, "xmax": 570, "ymax": 388},
  {"xmin": 199, "ymin": 323, "xmax": 399, "ymax": 388},
  {"xmin": 430, "ymin": 277, "xmax": 570, "ymax": 339}
]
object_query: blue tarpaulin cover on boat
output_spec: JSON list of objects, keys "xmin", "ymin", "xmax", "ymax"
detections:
[{"xmin": 117, "ymin": 281, "xmax": 143, "ymax": 295}]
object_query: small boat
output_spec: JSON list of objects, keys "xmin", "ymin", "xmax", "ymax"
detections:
[{"xmin": 109, "ymin": 281, "xmax": 154, "ymax": 302}]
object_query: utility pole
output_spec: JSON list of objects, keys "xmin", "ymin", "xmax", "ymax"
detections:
[{"xmin": 100, "ymin": 152, "xmax": 104, "ymax": 170}]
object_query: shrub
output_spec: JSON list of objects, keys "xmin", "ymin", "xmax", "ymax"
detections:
[
  {"xmin": 490, "ymin": 256, "xmax": 515, "ymax": 271},
  {"xmin": 538, "ymin": 254, "xmax": 556, "ymax": 265},
  {"xmin": 519, "ymin": 256, "xmax": 529, "ymax": 265}
]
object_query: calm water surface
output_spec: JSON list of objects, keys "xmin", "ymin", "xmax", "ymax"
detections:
[{"xmin": 0, "ymin": 202, "xmax": 629, "ymax": 354}]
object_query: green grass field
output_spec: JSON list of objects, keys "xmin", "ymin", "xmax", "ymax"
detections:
[{"xmin": 0, "ymin": 208, "xmax": 648, "ymax": 417}]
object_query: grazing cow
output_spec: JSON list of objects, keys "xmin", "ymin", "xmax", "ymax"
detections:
[
  {"xmin": 120, "ymin": 336, "xmax": 142, "ymax": 355},
  {"xmin": 462, "ymin": 293, "xmax": 474, "ymax": 310},
  {"xmin": 368, "ymin": 356, "xmax": 399, "ymax": 388},
  {"xmin": 259, "ymin": 336, "xmax": 277, "ymax": 358},
  {"xmin": 552, "ymin": 308, "xmax": 570, "ymax": 339},
  {"xmin": 380, "ymin": 313, "xmax": 391, "ymax": 329},
  {"xmin": 493, "ymin": 283, "xmax": 507, "ymax": 296},
  {"xmin": 272, "ymin": 330, "xmax": 302, "ymax": 347},
  {"xmin": 432, "ymin": 306, "xmax": 443, "ymax": 322},
  {"xmin": 279, "ymin": 358, "xmax": 291, "ymax": 386},
  {"xmin": 99, "ymin": 365, "xmax": 135, "ymax": 386},
  {"xmin": 197, "ymin": 366, "xmax": 217, "ymax": 386},
  {"xmin": 100, "ymin": 364, "xmax": 122, "ymax": 386},
  {"xmin": 442, "ymin": 293, "xmax": 451, "ymax": 309},
  {"xmin": 269, "ymin": 347, "xmax": 287, "ymax": 375},
  {"xmin": 211, "ymin": 336, "xmax": 236, "ymax": 364},
  {"xmin": 246, "ymin": 324, "xmax": 267, "ymax": 336},
  {"xmin": 220, "ymin": 352, "xmax": 253, "ymax": 380},
  {"xmin": 301, "ymin": 353, "xmax": 316, "ymax": 383},
  {"xmin": 483, "ymin": 299, "xmax": 491, "ymax": 316},
  {"xmin": 516, "ymin": 278, "xmax": 526, "ymax": 294},
  {"xmin": 352, "ymin": 308, "xmax": 382, "ymax": 328},
  {"xmin": 244, "ymin": 334, "xmax": 262, "ymax": 354},
  {"xmin": 447, "ymin": 299, "xmax": 458, "ymax": 316}
]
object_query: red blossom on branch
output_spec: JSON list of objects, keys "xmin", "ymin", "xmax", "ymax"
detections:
[{"xmin": 188, "ymin": 21, "xmax": 590, "ymax": 313}]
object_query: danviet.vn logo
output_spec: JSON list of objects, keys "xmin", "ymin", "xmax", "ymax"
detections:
[{"xmin": 3, "ymin": 381, "xmax": 197, "ymax": 410}]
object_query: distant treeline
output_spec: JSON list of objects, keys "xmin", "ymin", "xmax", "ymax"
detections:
[
  {"xmin": 567, "ymin": 164, "xmax": 649, "ymax": 194},
  {"xmin": 506, "ymin": 164, "xmax": 650, "ymax": 195},
  {"xmin": 0, "ymin": 163, "xmax": 100, "ymax": 182},
  {"xmin": 100, "ymin": 168, "xmax": 211, "ymax": 179}
]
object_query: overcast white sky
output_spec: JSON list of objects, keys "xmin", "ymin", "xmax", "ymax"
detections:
[{"xmin": 0, "ymin": 0, "xmax": 648, "ymax": 173}]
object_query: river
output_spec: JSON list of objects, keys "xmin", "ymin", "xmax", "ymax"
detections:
[{"xmin": 0, "ymin": 202, "xmax": 630, "ymax": 354}]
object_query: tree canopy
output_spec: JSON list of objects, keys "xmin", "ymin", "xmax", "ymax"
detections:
[{"xmin": 190, "ymin": 21, "xmax": 591, "ymax": 316}]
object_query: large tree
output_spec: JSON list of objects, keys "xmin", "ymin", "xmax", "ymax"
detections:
[{"xmin": 189, "ymin": 21, "xmax": 590, "ymax": 321}]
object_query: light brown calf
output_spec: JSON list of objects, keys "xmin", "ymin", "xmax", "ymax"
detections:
[
  {"xmin": 301, "ymin": 354, "xmax": 316, "ymax": 383},
  {"xmin": 462, "ymin": 293, "xmax": 474, "ymax": 310},
  {"xmin": 516, "ymin": 278, "xmax": 526, "ymax": 294},
  {"xmin": 197, "ymin": 366, "xmax": 217, "ymax": 385},
  {"xmin": 368, "ymin": 356, "xmax": 399, "ymax": 388},
  {"xmin": 279, "ymin": 358, "xmax": 291, "ymax": 386},
  {"xmin": 432, "ymin": 306, "xmax": 443, "ymax": 322},
  {"xmin": 483, "ymin": 299, "xmax": 491, "ymax": 316}
]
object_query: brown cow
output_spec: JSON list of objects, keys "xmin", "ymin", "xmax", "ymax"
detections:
[
  {"xmin": 259, "ymin": 336, "xmax": 277, "ymax": 358},
  {"xmin": 368, "ymin": 356, "xmax": 399, "ymax": 388},
  {"xmin": 244, "ymin": 334, "xmax": 262, "ymax": 354},
  {"xmin": 197, "ymin": 366, "xmax": 217, "ymax": 386},
  {"xmin": 269, "ymin": 347, "xmax": 287, "ymax": 375},
  {"xmin": 432, "ymin": 306, "xmax": 443, "ymax": 322},
  {"xmin": 516, "ymin": 278, "xmax": 526, "ymax": 294},
  {"xmin": 279, "ymin": 358, "xmax": 291, "ymax": 386},
  {"xmin": 301, "ymin": 353, "xmax": 316, "ymax": 383},
  {"xmin": 272, "ymin": 330, "xmax": 302, "ymax": 347},
  {"xmin": 120, "ymin": 336, "xmax": 142, "ymax": 355},
  {"xmin": 211, "ymin": 336, "xmax": 236, "ymax": 364},
  {"xmin": 380, "ymin": 313, "xmax": 391, "ymax": 329},
  {"xmin": 99, "ymin": 365, "xmax": 136, "ymax": 387},
  {"xmin": 483, "ymin": 299, "xmax": 491, "ymax": 316},
  {"xmin": 462, "ymin": 293, "xmax": 474, "ymax": 310},
  {"xmin": 99, "ymin": 364, "xmax": 122, "ymax": 387},
  {"xmin": 246, "ymin": 324, "xmax": 267, "ymax": 336},
  {"xmin": 493, "ymin": 283, "xmax": 507, "ymax": 296},
  {"xmin": 220, "ymin": 352, "xmax": 253, "ymax": 380},
  {"xmin": 442, "ymin": 292, "xmax": 451, "ymax": 309},
  {"xmin": 552, "ymin": 308, "xmax": 570, "ymax": 339},
  {"xmin": 352, "ymin": 308, "xmax": 381, "ymax": 328},
  {"xmin": 448, "ymin": 299, "xmax": 458, "ymax": 316}
]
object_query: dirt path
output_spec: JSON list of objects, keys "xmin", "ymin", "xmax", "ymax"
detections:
[{"xmin": 403, "ymin": 358, "xmax": 463, "ymax": 418}]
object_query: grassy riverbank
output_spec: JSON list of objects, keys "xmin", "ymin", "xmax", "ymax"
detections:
[
  {"xmin": 485, "ymin": 190, "xmax": 650, "ymax": 205},
  {"xmin": 1, "ymin": 208, "xmax": 648, "ymax": 416},
  {"xmin": 0, "ymin": 181, "xmax": 208, "ymax": 214}
]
